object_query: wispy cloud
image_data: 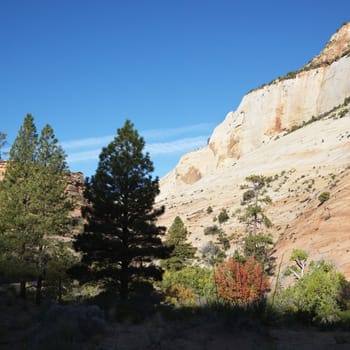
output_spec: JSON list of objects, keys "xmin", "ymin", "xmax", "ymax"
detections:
[
  {"xmin": 142, "ymin": 123, "xmax": 213, "ymax": 140},
  {"xmin": 67, "ymin": 136, "xmax": 208, "ymax": 163},
  {"xmin": 61, "ymin": 123, "xmax": 213, "ymax": 150},
  {"xmin": 62, "ymin": 123, "xmax": 212, "ymax": 166},
  {"xmin": 67, "ymin": 149, "xmax": 101, "ymax": 163},
  {"xmin": 146, "ymin": 136, "xmax": 208, "ymax": 155},
  {"xmin": 61, "ymin": 136, "xmax": 114, "ymax": 150}
]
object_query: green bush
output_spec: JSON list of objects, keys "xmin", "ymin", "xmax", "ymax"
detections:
[
  {"xmin": 318, "ymin": 191, "xmax": 330, "ymax": 204},
  {"xmin": 204, "ymin": 225, "xmax": 221, "ymax": 235},
  {"xmin": 274, "ymin": 261, "xmax": 350, "ymax": 325},
  {"xmin": 160, "ymin": 266, "xmax": 215, "ymax": 305},
  {"xmin": 242, "ymin": 190, "xmax": 255, "ymax": 203},
  {"xmin": 218, "ymin": 208, "xmax": 229, "ymax": 223},
  {"xmin": 206, "ymin": 206, "xmax": 213, "ymax": 214}
]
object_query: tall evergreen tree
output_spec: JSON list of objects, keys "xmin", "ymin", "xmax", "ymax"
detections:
[
  {"xmin": 162, "ymin": 216, "xmax": 196, "ymax": 271},
  {"xmin": 72, "ymin": 120, "xmax": 169, "ymax": 300},
  {"xmin": 0, "ymin": 116, "xmax": 72, "ymax": 302},
  {"xmin": 31, "ymin": 124, "xmax": 72, "ymax": 304},
  {"xmin": 0, "ymin": 115, "xmax": 38, "ymax": 298}
]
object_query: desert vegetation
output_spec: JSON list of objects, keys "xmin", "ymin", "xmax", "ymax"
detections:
[{"xmin": 1, "ymin": 116, "xmax": 350, "ymax": 349}]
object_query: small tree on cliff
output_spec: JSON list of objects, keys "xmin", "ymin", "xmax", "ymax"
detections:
[
  {"xmin": 239, "ymin": 175, "xmax": 273, "ymax": 270},
  {"xmin": 162, "ymin": 216, "xmax": 196, "ymax": 271},
  {"xmin": 72, "ymin": 120, "xmax": 170, "ymax": 300}
]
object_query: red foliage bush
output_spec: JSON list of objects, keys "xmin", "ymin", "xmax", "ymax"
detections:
[{"xmin": 214, "ymin": 256, "xmax": 269, "ymax": 305}]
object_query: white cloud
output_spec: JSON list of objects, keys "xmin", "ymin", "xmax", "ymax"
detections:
[
  {"xmin": 146, "ymin": 136, "xmax": 207, "ymax": 155},
  {"xmin": 61, "ymin": 123, "xmax": 213, "ymax": 151},
  {"xmin": 61, "ymin": 135, "xmax": 114, "ymax": 150},
  {"xmin": 63, "ymin": 123, "xmax": 212, "ymax": 165},
  {"xmin": 142, "ymin": 123, "xmax": 213, "ymax": 140},
  {"xmin": 67, "ymin": 136, "xmax": 208, "ymax": 163},
  {"xmin": 67, "ymin": 149, "xmax": 100, "ymax": 163}
]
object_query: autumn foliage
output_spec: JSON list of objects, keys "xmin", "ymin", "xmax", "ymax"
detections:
[{"xmin": 214, "ymin": 256, "xmax": 269, "ymax": 305}]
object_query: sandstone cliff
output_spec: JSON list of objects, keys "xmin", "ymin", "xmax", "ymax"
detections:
[
  {"xmin": 157, "ymin": 23, "xmax": 350, "ymax": 278},
  {"xmin": 160, "ymin": 23, "xmax": 350, "ymax": 190}
]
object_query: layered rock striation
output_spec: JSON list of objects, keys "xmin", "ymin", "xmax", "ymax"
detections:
[
  {"xmin": 157, "ymin": 23, "xmax": 350, "ymax": 278},
  {"xmin": 160, "ymin": 23, "xmax": 350, "ymax": 192}
]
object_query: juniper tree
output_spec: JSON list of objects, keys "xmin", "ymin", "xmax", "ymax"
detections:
[
  {"xmin": 72, "ymin": 120, "xmax": 170, "ymax": 300},
  {"xmin": 162, "ymin": 216, "xmax": 196, "ymax": 271}
]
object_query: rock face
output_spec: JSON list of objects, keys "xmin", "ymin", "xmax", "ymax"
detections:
[
  {"xmin": 158, "ymin": 23, "xmax": 350, "ymax": 279},
  {"xmin": 161, "ymin": 23, "xmax": 350, "ymax": 191}
]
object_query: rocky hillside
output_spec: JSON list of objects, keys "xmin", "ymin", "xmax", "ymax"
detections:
[{"xmin": 157, "ymin": 23, "xmax": 350, "ymax": 278}]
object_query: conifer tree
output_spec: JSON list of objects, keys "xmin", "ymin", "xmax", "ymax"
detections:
[
  {"xmin": 0, "ymin": 115, "xmax": 38, "ymax": 298},
  {"xmin": 162, "ymin": 216, "xmax": 196, "ymax": 271},
  {"xmin": 72, "ymin": 120, "xmax": 169, "ymax": 300},
  {"xmin": 0, "ymin": 116, "xmax": 72, "ymax": 302},
  {"xmin": 239, "ymin": 175, "xmax": 274, "ymax": 271},
  {"xmin": 32, "ymin": 124, "xmax": 72, "ymax": 304}
]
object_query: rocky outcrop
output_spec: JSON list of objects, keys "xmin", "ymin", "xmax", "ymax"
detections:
[
  {"xmin": 157, "ymin": 23, "xmax": 350, "ymax": 279},
  {"xmin": 161, "ymin": 23, "xmax": 350, "ymax": 188}
]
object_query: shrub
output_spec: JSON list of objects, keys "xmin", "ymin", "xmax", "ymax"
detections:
[
  {"xmin": 204, "ymin": 225, "xmax": 221, "ymax": 235},
  {"xmin": 30, "ymin": 304, "xmax": 107, "ymax": 349},
  {"xmin": 206, "ymin": 206, "xmax": 213, "ymax": 214},
  {"xmin": 218, "ymin": 208, "xmax": 229, "ymax": 223},
  {"xmin": 243, "ymin": 190, "xmax": 255, "ymax": 203},
  {"xmin": 274, "ymin": 261, "xmax": 350, "ymax": 325},
  {"xmin": 161, "ymin": 266, "xmax": 215, "ymax": 305},
  {"xmin": 214, "ymin": 256, "xmax": 269, "ymax": 306},
  {"xmin": 318, "ymin": 191, "xmax": 330, "ymax": 204},
  {"xmin": 200, "ymin": 241, "xmax": 226, "ymax": 267}
]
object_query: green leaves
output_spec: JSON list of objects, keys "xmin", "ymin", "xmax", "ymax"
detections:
[
  {"xmin": 318, "ymin": 191, "xmax": 330, "ymax": 205},
  {"xmin": 276, "ymin": 260, "xmax": 348, "ymax": 324}
]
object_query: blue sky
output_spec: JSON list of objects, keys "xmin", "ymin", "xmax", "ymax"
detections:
[{"xmin": 1, "ymin": 0, "xmax": 349, "ymax": 178}]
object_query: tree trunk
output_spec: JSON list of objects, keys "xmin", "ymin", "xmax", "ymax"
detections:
[
  {"xmin": 120, "ymin": 261, "xmax": 129, "ymax": 300},
  {"xmin": 19, "ymin": 280, "xmax": 26, "ymax": 299},
  {"xmin": 36, "ymin": 276, "xmax": 43, "ymax": 305},
  {"xmin": 58, "ymin": 277, "xmax": 62, "ymax": 304}
]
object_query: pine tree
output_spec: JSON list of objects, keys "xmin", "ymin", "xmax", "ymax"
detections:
[
  {"xmin": 162, "ymin": 216, "xmax": 196, "ymax": 271},
  {"xmin": 72, "ymin": 120, "xmax": 170, "ymax": 300},
  {"xmin": 31, "ymin": 124, "xmax": 72, "ymax": 304},
  {"xmin": 0, "ymin": 116, "xmax": 72, "ymax": 303},
  {"xmin": 239, "ymin": 175, "xmax": 274, "ymax": 270},
  {"xmin": 0, "ymin": 115, "xmax": 38, "ymax": 298}
]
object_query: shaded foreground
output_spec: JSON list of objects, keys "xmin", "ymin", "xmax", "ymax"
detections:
[{"xmin": 2, "ymin": 290, "xmax": 350, "ymax": 350}]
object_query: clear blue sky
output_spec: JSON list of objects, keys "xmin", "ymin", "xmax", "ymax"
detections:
[{"xmin": 1, "ymin": 0, "xmax": 349, "ymax": 177}]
